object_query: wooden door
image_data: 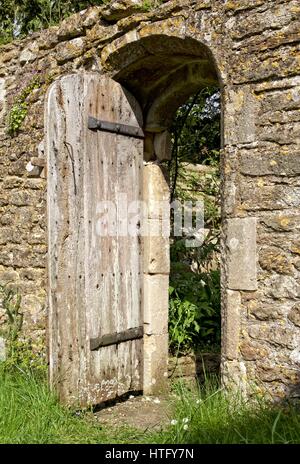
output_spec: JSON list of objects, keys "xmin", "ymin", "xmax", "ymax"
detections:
[{"xmin": 46, "ymin": 73, "xmax": 143, "ymax": 405}]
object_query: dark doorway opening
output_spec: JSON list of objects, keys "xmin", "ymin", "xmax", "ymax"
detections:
[{"xmin": 167, "ymin": 88, "xmax": 221, "ymax": 385}]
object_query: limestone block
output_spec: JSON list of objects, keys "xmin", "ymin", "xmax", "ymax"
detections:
[
  {"xmin": 57, "ymin": 12, "xmax": 84, "ymax": 40},
  {"xmin": 232, "ymin": 43, "xmax": 300, "ymax": 85},
  {"xmin": 154, "ymin": 131, "xmax": 172, "ymax": 161},
  {"xmin": 19, "ymin": 45, "xmax": 38, "ymax": 65},
  {"xmin": 267, "ymin": 275, "xmax": 300, "ymax": 299},
  {"xmin": 143, "ymin": 333, "xmax": 169, "ymax": 395},
  {"xmin": 222, "ymin": 289, "xmax": 241, "ymax": 361},
  {"xmin": 248, "ymin": 302, "xmax": 285, "ymax": 321},
  {"xmin": 86, "ymin": 23, "xmax": 119, "ymax": 46},
  {"xmin": 82, "ymin": 7, "xmax": 102, "ymax": 28},
  {"xmin": 260, "ymin": 122, "xmax": 300, "ymax": 145},
  {"xmin": 256, "ymin": 78, "xmax": 300, "ymax": 106},
  {"xmin": 248, "ymin": 323, "xmax": 298, "ymax": 350},
  {"xmin": 226, "ymin": 217, "xmax": 257, "ymax": 291},
  {"xmin": 288, "ymin": 304, "xmax": 300, "ymax": 327},
  {"xmin": 143, "ymin": 274, "xmax": 169, "ymax": 335},
  {"xmin": 260, "ymin": 214, "xmax": 300, "ymax": 232},
  {"xmin": 101, "ymin": 0, "xmax": 144, "ymax": 21},
  {"xmin": 0, "ymin": 266, "xmax": 19, "ymax": 283},
  {"xmin": 30, "ymin": 157, "xmax": 46, "ymax": 168},
  {"xmin": 223, "ymin": 85, "xmax": 259, "ymax": 145},
  {"xmin": 9, "ymin": 190, "xmax": 43, "ymax": 207},
  {"xmin": 221, "ymin": 359, "xmax": 247, "ymax": 395},
  {"xmin": 40, "ymin": 167, "xmax": 47, "ymax": 179},
  {"xmin": 222, "ymin": 178, "xmax": 238, "ymax": 218},
  {"xmin": 256, "ymin": 362, "xmax": 299, "ymax": 385},
  {"xmin": 143, "ymin": 234, "xmax": 170, "ymax": 274},
  {"xmin": 26, "ymin": 161, "xmax": 42, "ymax": 178},
  {"xmin": 142, "ymin": 217, "xmax": 170, "ymax": 242},
  {"xmin": 143, "ymin": 164, "xmax": 170, "ymax": 219},
  {"xmin": 56, "ymin": 38, "xmax": 86, "ymax": 64},
  {"xmin": 37, "ymin": 141, "xmax": 45, "ymax": 158},
  {"xmin": 239, "ymin": 147, "xmax": 300, "ymax": 177},
  {"xmin": 0, "ymin": 48, "xmax": 19, "ymax": 64},
  {"xmin": 259, "ymin": 247, "xmax": 293, "ymax": 275},
  {"xmin": 101, "ymin": 29, "xmax": 140, "ymax": 66},
  {"xmin": 38, "ymin": 29, "xmax": 59, "ymax": 50},
  {"xmin": 0, "ymin": 227, "xmax": 22, "ymax": 245},
  {"xmin": 240, "ymin": 339, "xmax": 270, "ymax": 361},
  {"xmin": 22, "ymin": 294, "xmax": 46, "ymax": 329},
  {"xmin": 241, "ymin": 181, "xmax": 300, "ymax": 211},
  {"xmin": 228, "ymin": 1, "xmax": 294, "ymax": 40}
]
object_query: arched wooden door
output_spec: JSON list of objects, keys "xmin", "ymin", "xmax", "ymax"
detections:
[{"xmin": 46, "ymin": 73, "xmax": 143, "ymax": 405}]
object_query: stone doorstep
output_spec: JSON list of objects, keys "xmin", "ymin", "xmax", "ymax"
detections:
[{"xmin": 168, "ymin": 353, "xmax": 221, "ymax": 379}]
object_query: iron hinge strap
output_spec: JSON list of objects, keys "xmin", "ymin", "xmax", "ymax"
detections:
[
  {"xmin": 88, "ymin": 116, "xmax": 144, "ymax": 139},
  {"xmin": 90, "ymin": 326, "xmax": 143, "ymax": 351}
]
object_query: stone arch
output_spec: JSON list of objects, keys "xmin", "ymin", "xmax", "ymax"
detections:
[{"xmin": 101, "ymin": 30, "xmax": 223, "ymax": 131}]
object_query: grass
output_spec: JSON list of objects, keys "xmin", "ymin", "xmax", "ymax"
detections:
[
  {"xmin": 0, "ymin": 367, "xmax": 299, "ymax": 444},
  {"xmin": 150, "ymin": 377, "xmax": 300, "ymax": 444},
  {"xmin": 0, "ymin": 366, "xmax": 143, "ymax": 444}
]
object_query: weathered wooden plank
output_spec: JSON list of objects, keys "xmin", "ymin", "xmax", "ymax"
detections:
[
  {"xmin": 46, "ymin": 73, "xmax": 144, "ymax": 405},
  {"xmin": 84, "ymin": 75, "xmax": 144, "ymax": 403},
  {"xmin": 46, "ymin": 74, "xmax": 88, "ymax": 404},
  {"xmin": 114, "ymin": 99, "xmax": 143, "ymax": 394}
]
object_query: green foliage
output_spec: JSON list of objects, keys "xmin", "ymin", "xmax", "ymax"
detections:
[
  {"xmin": 151, "ymin": 379, "xmax": 300, "ymax": 444},
  {"xmin": 169, "ymin": 270, "xmax": 221, "ymax": 355},
  {"xmin": 7, "ymin": 102, "xmax": 28, "ymax": 136},
  {"xmin": 0, "ymin": 368, "xmax": 144, "ymax": 444},
  {"xmin": 2, "ymin": 337, "xmax": 47, "ymax": 373},
  {"xmin": 7, "ymin": 75, "xmax": 41, "ymax": 135},
  {"xmin": 0, "ymin": 285, "xmax": 22, "ymax": 354},
  {"xmin": 0, "ymin": 285, "xmax": 46, "ymax": 373},
  {"xmin": 0, "ymin": 1, "xmax": 107, "ymax": 42},
  {"xmin": 169, "ymin": 87, "xmax": 221, "ymax": 238},
  {"xmin": 140, "ymin": 0, "xmax": 163, "ymax": 12},
  {"xmin": 1, "ymin": 369, "xmax": 300, "ymax": 444},
  {"xmin": 168, "ymin": 88, "xmax": 221, "ymax": 355},
  {"xmin": 170, "ymin": 88, "xmax": 220, "ymax": 166}
]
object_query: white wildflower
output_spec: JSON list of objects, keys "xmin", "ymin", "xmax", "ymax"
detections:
[
  {"xmin": 170, "ymin": 419, "xmax": 178, "ymax": 426},
  {"xmin": 183, "ymin": 424, "xmax": 189, "ymax": 431},
  {"xmin": 182, "ymin": 417, "xmax": 189, "ymax": 424}
]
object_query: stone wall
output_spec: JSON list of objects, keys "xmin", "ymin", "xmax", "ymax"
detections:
[{"xmin": 0, "ymin": 0, "xmax": 300, "ymax": 400}]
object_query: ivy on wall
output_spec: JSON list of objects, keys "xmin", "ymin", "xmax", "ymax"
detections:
[
  {"xmin": 0, "ymin": 285, "xmax": 46, "ymax": 372},
  {"xmin": 7, "ymin": 76, "xmax": 41, "ymax": 135},
  {"xmin": 6, "ymin": 71, "xmax": 55, "ymax": 136}
]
